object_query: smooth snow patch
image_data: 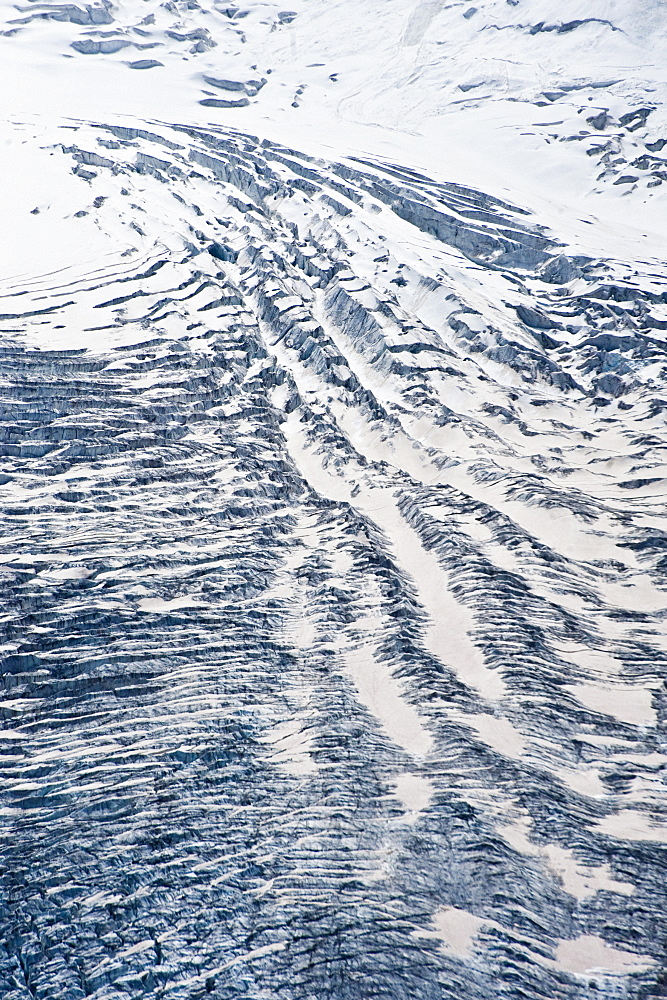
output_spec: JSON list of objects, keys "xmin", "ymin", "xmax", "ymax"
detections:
[
  {"xmin": 138, "ymin": 596, "xmax": 203, "ymax": 612},
  {"xmin": 393, "ymin": 771, "xmax": 434, "ymax": 818},
  {"xmin": 498, "ymin": 815, "xmax": 634, "ymax": 900},
  {"xmin": 595, "ymin": 809, "xmax": 667, "ymax": 843},
  {"xmin": 345, "ymin": 643, "xmax": 433, "ymax": 759},
  {"xmin": 415, "ymin": 905, "xmax": 502, "ymax": 958},
  {"xmin": 565, "ymin": 682, "xmax": 657, "ymax": 727},
  {"xmin": 555, "ymin": 935, "xmax": 656, "ymax": 976}
]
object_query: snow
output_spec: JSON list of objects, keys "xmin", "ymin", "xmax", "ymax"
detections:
[{"xmin": 2, "ymin": 0, "xmax": 667, "ymax": 997}]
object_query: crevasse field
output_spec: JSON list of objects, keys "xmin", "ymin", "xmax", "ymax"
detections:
[{"xmin": 1, "ymin": 1, "xmax": 667, "ymax": 998}]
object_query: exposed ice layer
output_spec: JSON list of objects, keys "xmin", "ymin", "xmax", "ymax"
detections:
[{"xmin": 0, "ymin": 116, "xmax": 666, "ymax": 1000}]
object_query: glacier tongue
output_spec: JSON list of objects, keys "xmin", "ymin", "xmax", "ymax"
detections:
[{"xmin": 1, "ymin": 2, "xmax": 667, "ymax": 999}]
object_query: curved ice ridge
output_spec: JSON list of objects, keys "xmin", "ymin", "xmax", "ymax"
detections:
[{"xmin": 1, "ymin": 119, "xmax": 666, "ymax": 1000}]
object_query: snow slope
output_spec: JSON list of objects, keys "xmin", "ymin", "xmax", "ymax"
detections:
[{"xmin": 1, "ymin": 2, "xmax": 667, "ymax": 999}]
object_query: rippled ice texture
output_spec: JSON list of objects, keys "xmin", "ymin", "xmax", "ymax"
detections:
[{"xmin": 0, "ymin": 1, "xmax": 666, "ymax": 998}]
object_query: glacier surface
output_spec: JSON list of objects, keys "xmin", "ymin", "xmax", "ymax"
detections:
[{"xmin": 1, "ymin": 1, "xmax": 667, "ymax": 998}]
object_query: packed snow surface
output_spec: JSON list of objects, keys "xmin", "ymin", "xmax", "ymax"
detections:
[{"xmin": 1, "ymin": 1, "xmax": 667, "ymax": 998}]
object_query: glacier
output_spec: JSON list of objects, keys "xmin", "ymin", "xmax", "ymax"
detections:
[{"xmin": 0, "ymin": 1, "xmax": 666, "ymax": 998}]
